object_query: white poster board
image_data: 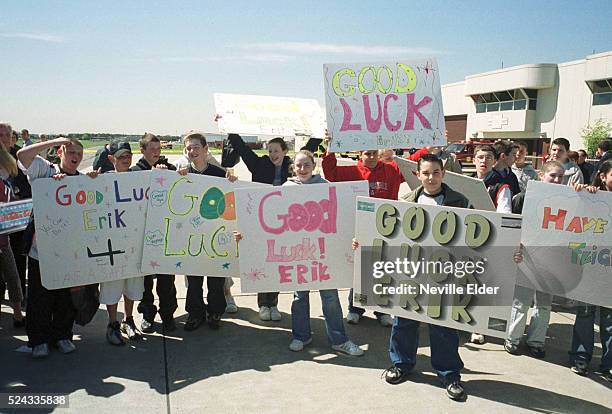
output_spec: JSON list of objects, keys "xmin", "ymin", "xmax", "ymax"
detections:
[
  {"xmin": 354, "ymin": 197, "xmax": 522, "ymax": 338},
  {"xmin": 140, "ymin": 169, "xmax": 268, "ymax": 277},
  {"xmin": 235, "ymin": 181, "xmax": 369, "ymax": 292},
  {"xmin": 519, "ymin": 181, "xmax": 612, "ymax": 306},
  {"xmin": 214, "ymin": 93, "xmax": 325, "ymax": 137},
  {"xmin": 32, "ymin": 172, "xmax": 150, "ymax": 289},
  {"xmin": 394, "ymin": 156, "xmax": 495, "ymax": 211},
  {"xmin": 324, "ymin": 59, "xmax": 445, "ymax": 151}
]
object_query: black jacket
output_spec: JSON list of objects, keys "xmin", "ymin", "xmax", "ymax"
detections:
[
  {"xmin": 227, "ymin": 134, "xmax": 291, "ymax": 185},
  {"xmin": 130, "ymin": 156, "xmax": 177, "ymax": 171},
  {"xmin": 592, "ymin": 150, "xmax": 612, "ymax": 183}
]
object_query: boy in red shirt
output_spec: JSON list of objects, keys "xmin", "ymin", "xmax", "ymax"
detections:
[{"xmin": 322, "ymin": 147, "xmax": 403, "ymax": 326}]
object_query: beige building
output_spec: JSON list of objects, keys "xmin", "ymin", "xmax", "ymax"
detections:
[{"xmin": 442, "ymin": 51, "xmax": 612, "ymax": 154}]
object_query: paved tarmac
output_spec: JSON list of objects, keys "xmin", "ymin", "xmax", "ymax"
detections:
[
  {"xmin": 1, "ymin": 154, "xmax": 610, "ymax": 413},
  {"xmin": 1, "ymin": 283, "xmax": 611, "ymax": 414}
]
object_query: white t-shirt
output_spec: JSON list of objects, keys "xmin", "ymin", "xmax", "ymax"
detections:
[{"xmin": 18, "ymin": 156, "xmax": 69, "ymax": 260}]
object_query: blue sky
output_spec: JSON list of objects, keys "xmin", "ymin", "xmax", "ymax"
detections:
[{"xmin": 1, "ymin": 1, "xmax": 611, "ymax": 135}]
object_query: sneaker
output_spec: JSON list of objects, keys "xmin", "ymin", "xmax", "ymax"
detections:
[
  {"xmin": 504, "ymin": 340, "xmax": 519, "ymax": 355},
  {"xmin": 382, "ymin": 366, "xmax": 410, "ymax": 385},
  {"xmin": 269, "ymin": 306, "xmax": 281, "ymax": 321},
  {"xmin": 599, "ymin": 369, "xmax": 612, "ymax": 383},
  {"xmin": 377, "ymin": 314, "xmax": 393, "ymax": 327},
  {"xmin": 106, "ymin": 322, "xmax": 125, "ymax": 346},
  {"xmin": 527, "ymin": 345, "xmax": 546, "ymax": 359},
  {"xmin": 207, "ymin": 314, "xmax": 221, "ymax": 330},
  {"xmin": 32, "ymin": 343, "xmax": 50, "ymax": 359},
  {"xmin": 331, "ymin": 340, "xmax": 364, "ymax": 356},
  {"xmin": 162, "ymin": 319, "xmax": 176, "ymax": 333},
  {"xmin": 184, "ymin": 313, "xmax": 205, "ymax": 332},
  {"xmin": 570, "ymin": 360, "xmax": 589, "ymax": 376},
  {"xmin": 141, "ymin": 318, "xmax": 155, "ymax": 334},
  {"xmin": 121, "ymin": 317, "xmax": 142, "ymax": 340},
  {"xmin": 57, "ymin": 339, "xmax": 76, "ymax": 354},
  {"xmin": 289, "ymin": 338, "xmax": 312, "ymax": 352},
  {"xmin": 470, "ymin": 333, "xmax": 485, "ymax": 344},
  {"xmin": 446, "ymin": 381, "xmax": 466, "ymax": 401},
  {"xmin": 259, "ymin": 306, "xmax": 271, "ymax": 321},
  {"xmin": 346, "ymin": 312, "xmax": 360, "ymax": 324},
  {"xmin": 225, "ymin": 295, "xmax": 238, "ymax": 313}
]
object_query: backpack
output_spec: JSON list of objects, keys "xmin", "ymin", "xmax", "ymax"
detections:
[{"xmin": 70, "ymin": 284, "xmax": 100, "ymax": 326}]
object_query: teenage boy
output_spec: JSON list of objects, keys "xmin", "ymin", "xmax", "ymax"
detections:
[
  {"xmin": 17, "ymin": 136, "xmax": 97, "ymax": 358},
  {"xmin": 100, "ymin": 141, "xmax": 145, "ymax": 345},
  {"xmin": 322, "ymin": 146, "xmax": 401, "ymax": 327},
  {"xmin": 381, "ymin": 153, "xmax": 469, "ymax": 401},
  {"xmin": 547, "ymin": 137, "xmax": 583, "ymax": 186},
  {"xmin": 175, "ymin": 132, "xmax": 236, "ymax": 331},
  {"xmin": 131, "ymin": 133, "xmax": 178, "ymax": 332},
  {"xmin": 493, "ymin": 140, "xmax": 521, "ymax": 196},
  {"xmin": 576, "ymin": 150, "xmax": 594, "ymax": 185},
  {"xmin": 512, "ymin": 141, "xmax": 538, "ymax": 192}
]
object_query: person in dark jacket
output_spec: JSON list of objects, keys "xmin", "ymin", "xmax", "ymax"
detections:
[
  {"xmin": 176, "ymin": 132, "xmax": 237, "ymax": 331},
  {"xmin": 356, "ymin": 154, "xmax": 469, "ymax": 401},
  {"xmin": 92, "ymin": 144, "xmax": 115, "ymax": 173},
  {"xmin": 493, "ymin": 140, "xmax": 521, "ymax": 197},
  {"xmin": 591, "ymin": 139, "xmax": 612, "ymax": 183},
  {"xmin": 226, "ymin": 133, "xmax": 291, "ymax": 321},
  {"xmin": 132, "ymin": 133, "xmax": 178, "ymax": 333}
]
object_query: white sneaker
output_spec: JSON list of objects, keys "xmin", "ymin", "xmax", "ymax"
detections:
[
  {"xmin": 378, "ymin": 314, "xmax": 394, "ymax": 327},
  {"xmin": 470, "ymin": 333, "xmax": 485, "ymax": 344},
  {"xmin": 289, "ymin": 337, "xmax": 312, "ymax": 351},
  {"xmin": 56, "ymin": 339, "xmax": 76, "ymax": 354},
  {"xmin": 259, "ymin": 306, "xmax": 271, "ymax": 321},
  {"xmin": 269, "ymin": 306, "xmax": 281, "ymax": 321},
  {"xmin": 32, "ymin": 343, "xmax": 50, "ymax": 359},
  {"xmin": 346, "ymin": 312, "xmax": 360, "ymax": 324},
  {"xmin": 332, "ymin": 340, "xmax": 364, "ymax": 356},
  {"xmin": 225, "ymin": 295, "xmax": 238, "ymax": 313}
]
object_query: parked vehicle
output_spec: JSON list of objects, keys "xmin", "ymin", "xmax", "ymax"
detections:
[{"xmin": 445, "ymin": 141, "xmax": 494, "ymax": 164}]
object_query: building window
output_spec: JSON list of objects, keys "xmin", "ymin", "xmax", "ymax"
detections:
[
  {"xmin": 471, "ymin": 88, "xmax": 537, "ymax": 112},
  {"xmin": 588, "ymin": 79, "xmax": 612, "ymax": 106}
]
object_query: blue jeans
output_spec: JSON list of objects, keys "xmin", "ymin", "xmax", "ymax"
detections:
[
  {"xmin": 389, "ymin": 317, "xmax": 463, "ymax": 385},
  {"xmin": 569, "ymin": 305, "xmax": 612, "ymax": 370},
  {"xmin": 347, "ymin": 288, "xmax": 383, "ymax": 317},
  {"xmin": 292, "ymin": 289, "xmax": 348, "ymax": 346}
]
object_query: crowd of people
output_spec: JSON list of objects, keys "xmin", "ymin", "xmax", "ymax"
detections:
[{"xmin": 1, "ymin": 121, "xmax": 611, "ymax": 401}]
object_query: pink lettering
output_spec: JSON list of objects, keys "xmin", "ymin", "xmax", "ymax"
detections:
[
  {"xmin": 383, "ymin": 94, "xmax": 400, "ymax": 131},
  {"xmin": 363, "ymin": 95, "xmax": 382, "ymax": 133},
  {"xmin": 339, "ymin": 98, "xmax": 362, "ymax": 131},
  {"xmin": 404, "ymin": 93, "xmax": 432, "ymax": 130}
]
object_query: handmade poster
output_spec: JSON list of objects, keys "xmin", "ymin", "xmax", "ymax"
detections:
[
  {"xmin": 214, "ymin": 93, "xmax": 326, "ymax": 137},
  {"xmin": 141, "ymin": 169, "xmax": 268, "ymax": 277},
  {"xmin": 32, "ymin": 171, "xmax": 150, "ymax": 289},
  {"xmin": 354, "ymin": 196, "xmax": 522, "ymax": 338},
  {"xmin": 235, "ymin": 181, "xmax": 369, "ymax": 292},
  {"xmin": 0, "ymin": 199, "xmax": 32, "ymax": 235},
  {"xmin": 394, "ymin": 156, "xmax": 495, "ymax": 211},
  {"xmin": 324, "ymin": 59, "xmax": 445, "ymax": 151},
  {"xmin": 519, "ymin": 180, "xmax": 611, "ymax": 306}
]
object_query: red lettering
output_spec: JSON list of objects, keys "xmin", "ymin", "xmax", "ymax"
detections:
[
  {"xmin": 55, "ymin": 184, "xmax": 71, "ymax": 206},
  {"xmin": 259, "ymin": 191, "xmax": 286, "ymax": 234},
  {"xmin": 363, "ymin": 95, "xmax": 382, "ymax": 133},
  {"xmin": 383, "ymin": 94, "xmax": 400, "ymax": 131},
  {"xmin": 566, "ymin": 216, "xmax": 583, "ymax": 233},
  {"xmin": 542, "ymin": 207, "xmax": 567, "ymax": 230},
  {"xmin": 297, "ymin": 265, "xmax": 308, "ymax": 284},
  {"xmin": 76, "ymin": 190, "xmax": 86, "ymax": 205},
  {"xmin": 404, "ymin": 93, "xmax": 432, "ymax": 130},
  {"xmin": 339, "ymin": 98, "xmax": 362, "ymax": 131},
  {"xmin": 279, "ymin": 265, "xmax": 293, "ymax": 283}
]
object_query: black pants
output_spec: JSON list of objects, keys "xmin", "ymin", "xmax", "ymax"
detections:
[
  {"xmin": 185, "ymin": 276, "xmax": 226, "ymax": 317},
  {"xmin": 138, "ymin": 274, "xmax": 177, "ymax": 322},
  {"xmin": 257, "ymin": 292, "xmax": 279, "ymax": 308},
  {"xmin": 10, "ymin": 230, "xmax": 27, "ymax": 298},
  {"xmin": 26, "ymin": 259, "xmax": 75, "ymax": 347}
]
